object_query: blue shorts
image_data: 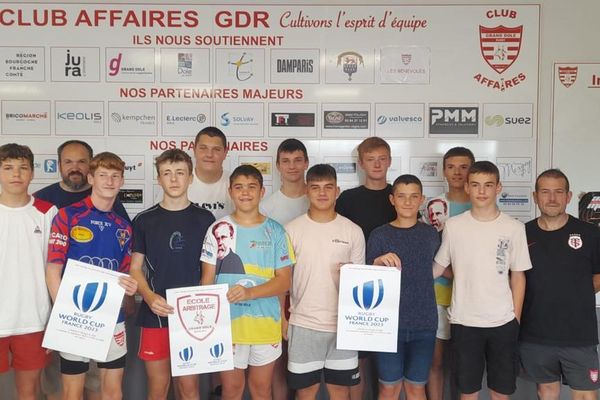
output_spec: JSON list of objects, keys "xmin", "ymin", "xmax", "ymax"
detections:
[{"xmin": 375, "ymin": 329, "xmax": 436, "ymax": 385}]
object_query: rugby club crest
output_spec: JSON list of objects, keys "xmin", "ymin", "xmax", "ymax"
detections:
[
  {"xmin": 558, "ymin": 66, "xmax": 578, "ymax": 88},
  {"xmin": 568, "ymin": 233, "xmax": 583, "ymax": 250},
  {"xmin": 337, "ymin": 51, "xmax": 364, "ymax": 81},
  {"xmin": 479, "ymin": 25, "xmax": 523, "ymax": 74},
  {"xmin": 177, "ymin": 293, "xmax": 220, "ymax": 341}
]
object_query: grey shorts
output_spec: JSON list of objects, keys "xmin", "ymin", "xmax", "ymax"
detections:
[{"xmin": 519, "ymin": 341, "xmax": 600, "ymax": 391}]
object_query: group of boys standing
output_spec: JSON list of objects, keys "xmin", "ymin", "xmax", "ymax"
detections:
[{"xmin": 1, "ymin": 126, "xmax": 599, "ymax": 400}]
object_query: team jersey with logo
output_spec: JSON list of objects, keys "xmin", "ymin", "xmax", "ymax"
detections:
[
  {"xmin": 0, "ymin": 197, "xmax": 57, "ymax": 337},
  {"xmin": 48, "ymin": 196, "xmax": 132, "ymax": 323},
  {"xmin": 132, "ymin": 203, "xmax": 215, "ymax": 328},
  {"xmin": 201, "ymin": 216, "xmax": 295, "ymax": 345},
  {"xmin": 422, "ymin": 193, "xmax": 471, "ymax": 306}
]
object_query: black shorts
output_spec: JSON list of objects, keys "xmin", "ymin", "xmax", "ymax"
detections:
[
  {"xmin": 450, "ymin": 319, "xmax": 519, "ymax": 395},
  {"xmin": 519, "ymin": 341, "xmax": 600, "ymax": 391},
  {"xmin": 60, "ymin": 355, "xmax": 126, "ymax": 375}
]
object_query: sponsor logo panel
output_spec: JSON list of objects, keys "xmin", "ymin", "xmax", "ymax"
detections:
[
  {"xmin": 1, "ymin": 100, "xmax": 50, "ymax": 135},
  {"xmin": 108, "ymin": 101, "xmax": 157, "ymax": 136},
  {"xmin": 214, "ymin": 102, "xmax": 264, "ymax": 137},
  {"xmin": 160, "ymin": 48, "xmax": 210, "ymax": 83},
  {"xmin": 162, "ymin": 102, "xmax": 211, "ymax": 136},
  {"xmin": 215, "ymin": 49, "xmax": 265, "ymax": 84},
  {"xmin": 429, "ymin": 106, "xmax": 479, "ymax": 135},
  {"xmin": 33, "ymin": 154, "xmax": 59, "ymax": 180},
  {"xmin": 55, "ymin": 101, "xmax": 104, "ymax": 136},
  {"xmin": 380, "ymin": 46, "xmax": 430, "ymax": 84},
  {"xmin": 270, "ymin": 48, "xmax": 320, "ymax": 84},
  {"xmin": 50, "ymin": 47, "xmax": 100, "ymax": 82},
  {"xmin": 482, "ymin": 103, "xmax": 533, "ymax": 138},
  {"xmin": 325, "ymin": 49, "xmax": 374, "ymax": 84},
  {"xmin": 0, "ymin": 46, "xmax": 45, "ymax": 81},
  {"xmin": 497, "ymin": 186, "xmax": 531, "ymax": 212},
  {"xmin": 374, "ymin": 103, "xmax": 425, "ymax": 138},
  {"xmin": 267, "ymin": 103, "xmax": 318, "ymax": 138},
  {"xmin": 106, "ymin": 48, "xmax": 155, "ymax": 83},
  {"xmin": 121, "ymin": 155, "xmax": 145, "ymax": 180}
]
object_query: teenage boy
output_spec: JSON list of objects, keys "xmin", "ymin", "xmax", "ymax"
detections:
[
  {"xmin": 335, "ymin": 137, "xmax": 396, "ymax": 399},
  {"xmin": 261, "ymin": 138, "xmax": 309, "ymax": 225},
  {"xmin": 46, "ymin": 152, "xmax": 138, "ymax": 400},
  {"xmin": 189, "ymin": 126, "xmax": 232, "ymax": 219},
  {"xmin": 286, "ymin": 164, "xmax": 365, "ymax": 400},
  {"xmin": 130, "ymin": 149, "xmax": 215, "ymax": 400},
  {"xmin": 0, "ymin": 144, "xmax": 57, "ymax": 400},
  {"xmin": 422, "ymin": 147, "xmax": 474, "ymax": 400},
  {"xmin": 367, "ymin": 174, "xmax": 440, "ymax": 400},
  {"xmin": 201, "ymin": 165, "xmax": 294, "ymax": 400},
  {"xmin": 432, "ymin": 161, "xmax": 532, "ymax": 400},
  {"xmin": 260, "ymin": 139, "xmax": 309, "ymax": 400},
  {"xmin": 520, "ymin": 169, "xmax": 600, "ymax": 400}
]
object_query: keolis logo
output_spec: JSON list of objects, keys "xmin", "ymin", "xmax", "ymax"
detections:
[
  {"xmin": 352, "ymin": 279, "xmax": 384, "ymax": 310},
  {"xmin": 210, "ymin": 343, "xmax": 224, "ymax": 358},
  {"xmin": 72, "ymin": 282, "xmax": 107, "ymax": 312},
  {"xmin": 179, "ymin": 346, "xmax": 194, "ymax": 362}
]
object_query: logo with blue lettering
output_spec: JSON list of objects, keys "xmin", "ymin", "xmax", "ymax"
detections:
[
  {"xmin": 210, "ymin": 343, "xmax": 224, "ymax": 359},
  {"xmin": 72, "ymin": 282, "xmax": 108, "ymax": 312},
  {"xmin": 220, "ymin": 112, "xmax": 230, "ymax": 126},
  {"xmin": 352, "ymin": 279, "xmax": 384, "ymax": 310},
  {"xmin": 179, "ymin": 346, "xmax": 194, "ymax": 362},
  {"xmin": 44, "ymin": 159, "xmax": 57, "ymax": 173}
]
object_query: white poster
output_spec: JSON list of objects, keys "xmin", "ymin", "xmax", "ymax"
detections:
[
  {"xmin": 337, "ymin": 264, "xmax": 401, "ymax": 353},
  {"xmin": 42, "ymin": 259, "xmax": 125, "ymax": 361},
  {"xmin": 166, "ymin": 284, "xmax": 233, "ymax": 377},
  {"xmin": 380, "ymin": 46, "xmax": 430, "ymax": 84}
]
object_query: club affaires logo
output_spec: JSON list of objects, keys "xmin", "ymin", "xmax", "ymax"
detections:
[
  {"xmin": 473, "ymin": 9, "xmax": 527, "ymax": 91},
  {"xmin": 558, "ymin": 66, "xmax": 578, "ymax": 88},
  {"xmin": 352, "ymin": 279, "xmax": 384, "ymax": 311},
  {"xmin": 179, "ymin": 346, "xmax": 194, "ymax": 362},
  {"xmin": 73, "ymin": 282, "xmax": 108, "ymax": 312}
]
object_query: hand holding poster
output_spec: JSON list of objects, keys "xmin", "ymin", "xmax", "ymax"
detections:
[
  {"xmin": 337, "ymin": 264, "xmax": 401, "ymax": 353},
  {"xmin": 42, "ymin": 259, "xmax": 125, "ymax": 361},
  {"xmin": 166, "ymin": 284, "xmax": 233, "ymax": 376}
]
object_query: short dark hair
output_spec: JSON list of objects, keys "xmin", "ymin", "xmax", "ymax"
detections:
[
  {"xmin": 57, "ymin": 140, "xmax": 93, "ymax": 162},
  {"xmin": 0, "ymin": 143, "xmax": 34, "ymax": 169},
  {"xmin": 276, "ymin": 139, "xmax": 308, "ymax": 163},
  {"xmin": 229, "ymin": 164, "xmax": 263, "ymax": 188},
  {"xmin": 194, "ymin": 126, "xmax": 227, "ymax": 148},
  {"xmin": 468, "ymin": 161, "xmax": 500, "ymax": 183},
  {"xmin": 535, "ymin": 168, "xmax": 570, "ymax": 192},
  {"xmin": 392, "ymin": 174, "xmax": 423, "ymax": 193},
  {"xmin": 155, "ymin": 149, "xmax": 193, "ymax": 176},
  {"xmin": 357, "ymin": 137, "xmax": 391, "ymax": 160},
  {"xmin": 443, "ymin": 147, "xmax": 475, "ymax": 168},
  {"xmin": 307, "ymin": 164, "xmax": 337, "ymax": 183}
]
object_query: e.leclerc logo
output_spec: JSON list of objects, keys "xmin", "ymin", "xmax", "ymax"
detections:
[
  {"xmin": 352, "ymin": 279, "xmax": 384, "ymax": 310},
  {"xmin": 73, "ymin": 282, "xmax": 108, "ymax": 312}
]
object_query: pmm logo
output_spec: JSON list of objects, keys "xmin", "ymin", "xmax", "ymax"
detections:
[
  {"xmin": 352, "ymin": 279, "xmax": 384, "ymax": 310},
  {"xmin": 72, "ymin": 282, "xmax": 108, "ymax": 312},
  {"xmin": 210, "ymin": 343, "xmax": 224, "ymax": 358},
  {"xmin": 179, "ymin": 346, "xmax": 194, "ymax": 362}
]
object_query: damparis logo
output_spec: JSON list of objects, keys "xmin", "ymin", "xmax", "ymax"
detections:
[
  {"xmin": 473, "ymin": 9, "xmax": 526, "ymax": 91},
  {"xmin": 568, "ymin": 234, "xmax": 583, "ymax": 250},
  {"xmin": 558, "ymin": 66, "xmax": 578, "ymax": 88},
  {"xmin": 352, "ymin": 279, "xmax": 384, "ymax": 311},
  {"xmin": 179, "ymin": 346, "xmax": 194, "ymax": 362},
  {"xmin": 72, "ymin": 282, "xmax": 108, "ymax": 312},
  {"xmin": 210, "ymin": 343, "xmax": 224, "ymax": 359}
]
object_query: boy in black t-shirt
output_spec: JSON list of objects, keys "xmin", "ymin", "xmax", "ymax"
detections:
[
  {"xmin": 130, "ymin": 149, "xmax": 215, "ymax": 400},
  {"xmin": 521, "ymin": 169, "xmax": 600, "ymax": 399}
]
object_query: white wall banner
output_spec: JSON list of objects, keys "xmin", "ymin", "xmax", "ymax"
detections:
[
  {"xmin": 337, "ymin": 264, "xmax": 401, "ymax": 353},
  {"xmin": 166, "ymin": 284, "xmax": 233, "ymax": 377},
  {"xmin": 42, "ymin": 259, "xmax": 125, "ymax": 361}
]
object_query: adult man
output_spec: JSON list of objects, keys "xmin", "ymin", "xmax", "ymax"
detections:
[
  {"xmin": 286, "ymin": 164, "xmax": 365, "ymax": 400},
  {"xmin": 520, "ymin": 169, "xmax": 600, "ymax": 400},
  {"xmin": 188, "ymin": 126, "xmax": 232, "ymax": 219},
  {"xmin": 35, "ymin": 140, "xmax": 129, "ymax": 220},
  {"xmin": 433, "ymin": 161, "xmax": 532, "ymax": 400},
  {"xmin": 46, "ymin": 152, "xmax": 138, "ymax": 400},
  {"xmin": 422, "ymin": 147, "xmax": 474, "ymax": 400},
  {"xmin": 130, "ymin": 149, "xmax": 215, "ymax": 400},
  {"xmin": 0, "ymin": 144, "xmax": 57, "ymax": 400}
]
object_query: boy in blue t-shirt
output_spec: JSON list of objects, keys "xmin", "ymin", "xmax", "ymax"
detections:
[
  {"xmin": 201, "ymin": 165, "xmax": 294, "ymax": 400},
  {"xmin": 367, "ymin": 174, "xmax": 440, "ymax": 400}
]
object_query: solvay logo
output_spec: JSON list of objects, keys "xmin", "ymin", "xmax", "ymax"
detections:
[
  {"xmin": 72, "ymin": 282, "xmax": 108, "ymax": 312},
  {"xmin": 179, "ymin": 346, "xmax": 194, "ymax": 362},
  {"xmin": 210, "ymin": 343, "xmax": 224, "ymax": 359},
  {"xmin": 220, "ymin": 112, "xmax": 230, "ymax": 126},
  {"xmin": 352, "ymin": 279, "xmax": 384, "ymax": 310}
]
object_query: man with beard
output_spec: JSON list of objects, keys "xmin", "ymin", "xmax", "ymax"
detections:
[{"xmin": 35, "ymin": 140, "xmax": 129, "ymax": 220}]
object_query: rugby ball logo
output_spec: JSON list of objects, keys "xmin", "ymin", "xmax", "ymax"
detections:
[
  {"xmin": 179, "ymin": 346, "xmax": 194, "ymax": 362},
  {"xmin": 72, "ymin": 282, "xmax": 108, "ymax": 312},
  {"xmin": 352, "ymin": 279, "xmax": 384, "ymax": 310},
  {"xmin": 210, "ymin": 343, "xmax": 224, "ymax": 359}
]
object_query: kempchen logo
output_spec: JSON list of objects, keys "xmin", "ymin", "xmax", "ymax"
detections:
[
  {"xmin": 72, "ymin": 282, "xmax": 108, "ymax": 313},
  {"xmin": 111, "ymin": 113, "xmax": 122, "ymax": 123},
  {"xmin": 210, "ymin": 343, "xmax": 224, "ymax": 358},
  {"xmin": 352, "ymin": 279, "xmax": 384, "ymax": 311},
  {"xmin": 179, "ymin": 346, "xmax": 194, "ymax": 362}
]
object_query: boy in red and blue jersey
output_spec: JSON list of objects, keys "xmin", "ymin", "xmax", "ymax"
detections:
[{"xmin": 46, "ymin": 152, "xmax": 138, "ymax": 400}]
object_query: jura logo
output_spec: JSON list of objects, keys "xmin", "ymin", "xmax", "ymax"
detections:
[
  {"xmin": 352, "ymin": 279, "xmax": 384, "ymax": 311},
  {"xmin": 72, "ymin": 282, "xmax": 108, "ymax": 313}
]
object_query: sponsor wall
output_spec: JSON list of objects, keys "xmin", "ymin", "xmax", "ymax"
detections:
[{"xmin": 0, "ymin": 3, "xmax": 539, "ymax": 219}]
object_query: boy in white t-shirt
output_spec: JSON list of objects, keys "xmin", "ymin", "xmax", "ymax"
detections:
[
  {"xmin": 285, "ymin": 164, "xmax": 365, "ymax": 400},
  {"xmin": 0, "ymin": 143, "xmax": 57, "ymax": 400},
  {"xmin": 433, "ymin": 161, "xmax": 532, "ymax": 400}
]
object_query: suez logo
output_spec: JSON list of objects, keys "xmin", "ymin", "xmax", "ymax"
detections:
[
  {"xmin": 352, "ymin": 279, "xmax": 385, "ymax": 311},
  {"xmin": 484, "ymin": 114, "xmax": 531, "ymax": 127},
  {"xmin": 72, "ymin": 282, "xmax": 108, "ymax": 313},
  {"xmin": 270, "ymin": 112, "xmax": 315, "ymax": 127},
  {"xmin": 57, "ymin": 111, "xmax": 102, "ymax": 121},
  {"xmin": 179, "ymin": 346, "xmax": 194, "ymax": 362},
  {"xmin": 376, "ymin": 115, "xmax": 422, "ymax": 125}
]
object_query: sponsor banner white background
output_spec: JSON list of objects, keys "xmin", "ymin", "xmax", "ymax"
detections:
[
  {"xmin": 337, "ymin": 264, "xmax": 401, "ymax": 353},
  {"xmin": 55, "ymin": 100, "xmax": 104, "ymax": 136},
  {"xmin": 166, "ymin": 284, "xmax": 233, "ymax": 377},
  {"xmin": 0, "ymin": 3, "xmax": 539, "ymax": 221},
  {"xmin": 270, "ymin": 48, "xmax": 320, "ymax": 84},
  {"xmin": 50, "ymin": 47, "xmax": 100, "ymax": 82},
  {"xmin": 498, "ymin": 186, "xmax": 532, "ymax": 213},
  {"xmin": 375, "ymin": 103, "xmax": 425, "ymax": 138},
  {"xmin": 43, "ymin": 259, "xmax": 125, "ymax": 361},
  {"xmin": 162, "ymin": 102, "xmax": 211, "ymax": 136},
  {"xmin": 482, "ymin": 103, "xmax": 534, "ymax": 139}
]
